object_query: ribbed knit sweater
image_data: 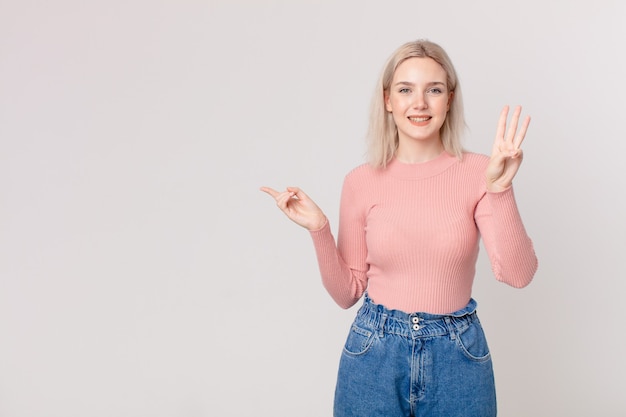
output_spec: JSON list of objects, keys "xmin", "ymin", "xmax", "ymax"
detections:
[{"xmin": 309, "ymin": 151, "xmax": 538, "ymax": 314}]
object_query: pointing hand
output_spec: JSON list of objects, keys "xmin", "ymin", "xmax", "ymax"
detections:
[{"xmin": 260, "ymin": 186, "xmax": 327, "ymax": 231}]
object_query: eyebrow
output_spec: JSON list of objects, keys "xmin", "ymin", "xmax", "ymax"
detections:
[{"xmin": 393, "ymin": 81, "xmax": 446, "ymax": 87}]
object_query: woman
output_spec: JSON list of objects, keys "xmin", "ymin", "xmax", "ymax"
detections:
[{"xmin": 261, "ymin": 40, "xmax": 537, "ymax": 417}]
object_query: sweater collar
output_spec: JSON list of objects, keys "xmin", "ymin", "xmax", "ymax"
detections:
[{"xmin": 385, "ymin": 151, "xmax": 459, "ymax": 180}]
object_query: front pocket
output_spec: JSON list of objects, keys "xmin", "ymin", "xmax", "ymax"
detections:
[
  {"xmin": 342, "ymin": 324, "xmax": 375, "ymax": 356},
  {"xmin": 455, "ymin": 320, "xmax": 491, "ymax": 362}
]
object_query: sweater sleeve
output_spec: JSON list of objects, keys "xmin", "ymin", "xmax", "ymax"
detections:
[
  {"xmin": 475, "ymin": 186, "xmax": 538, "ymax": 288},
  {"xmin": 308, "ymin": 174, "xmax": 369, "ymax": 309}
]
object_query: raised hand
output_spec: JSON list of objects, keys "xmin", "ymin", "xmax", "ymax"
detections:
[
  {"xmin": 485, "ymin": 105, "xmax": 531, "ymax": 192},
  {"xmin": 260, "ymin": 186, "xmax": 327, "ymax": 231}
]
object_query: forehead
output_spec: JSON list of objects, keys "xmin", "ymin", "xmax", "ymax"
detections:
[{"xmin": 393, "ymin": 57, "xmax": 447, "ymax": 83}]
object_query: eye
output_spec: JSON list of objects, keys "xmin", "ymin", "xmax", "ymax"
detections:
[
  {"xmin": 398, "ymin": 87, "xmax": 411, "ymax": 94},
  {"xmin": 427, "ymin": 87, "xmax": 443, "ymax": 95}
]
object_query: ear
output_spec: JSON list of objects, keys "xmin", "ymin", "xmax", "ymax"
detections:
[{"xmin": 384, "ymin": 91, "xmax": 392, "ymax": 112}]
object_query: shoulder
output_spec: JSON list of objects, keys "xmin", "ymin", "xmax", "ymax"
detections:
[
  {"xmin": 456, "ymin": 152, "xmax": 490, "ymax": 195},
  {"xmin": 461, "ymin": 151, "xmax": 489, "ymax": 164},
  {"xmin": 459, "ymin": 152, "xmax": 490, "ymax": 171},
  {"xmin": 344, "ymin": 162, "xmax": 380, "ymax": 183},
  {"xmin": 340, "ymin": 163, "xmax": 383, "ymax": 197}
]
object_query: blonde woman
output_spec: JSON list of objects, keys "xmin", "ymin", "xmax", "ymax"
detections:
[{"xmin": 261, "ymin": 39, "xmax": 537, "ymax": 417}]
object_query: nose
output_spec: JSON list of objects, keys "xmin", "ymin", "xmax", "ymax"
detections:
[{"xmin": 412, "ymin": 92, "xmax": 428, "ymax": 110}]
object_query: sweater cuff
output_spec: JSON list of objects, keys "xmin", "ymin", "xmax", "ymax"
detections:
[
  {"xmin": 485, "ymin": 185, "xmax": 516, "ymax": 207},
  {"xmin": 309, "ymin": 219, "xmax": 334, "ymax": 245}
]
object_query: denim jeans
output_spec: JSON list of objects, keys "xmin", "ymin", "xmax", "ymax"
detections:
[{"xmin": 334, "ymin": 294, "xmax": 496, "ymax": 417}]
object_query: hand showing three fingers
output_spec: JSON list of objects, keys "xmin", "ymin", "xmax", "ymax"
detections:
[
  {"xmin": 260, "ymin": 186, "xmax": 327, "ymax": 231},
  {"xmin": 485, "ymin": 105, "xmax": 531, "ymax": 192}
]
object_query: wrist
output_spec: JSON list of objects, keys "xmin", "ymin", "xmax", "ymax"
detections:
[
  {"xmin": 486, "ymin": 182, "xmax": 511, "ymax": 193},
  {"xmin": 308, "ymin": 215, "xmax": 328, "ymax": 232}
]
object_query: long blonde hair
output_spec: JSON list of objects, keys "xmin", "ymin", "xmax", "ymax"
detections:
[{"xmin": 367, "ymin": 40, "xmax": 466, "ymax": 168}]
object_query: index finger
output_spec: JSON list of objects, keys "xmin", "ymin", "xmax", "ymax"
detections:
[
  {"xmin": 495, "ymin": 105, "xmax": 510, "ymax": 142},
  {"xmin": 259, "ymin": 186, "xmax": 280, "ymax": 198}
]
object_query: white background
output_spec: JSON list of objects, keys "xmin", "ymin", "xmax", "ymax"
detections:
[{"xmin": 1, "ymin": 1, "xmax": 625, "ymax": 416}]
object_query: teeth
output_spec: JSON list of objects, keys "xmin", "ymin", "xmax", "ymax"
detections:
[{"xmin": 410, "ymin": 117, "xmax": 430, "ymax": 122}]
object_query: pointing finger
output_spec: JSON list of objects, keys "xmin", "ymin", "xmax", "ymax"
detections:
[
  {"xmin": 260, "ymin": 186, "xmax": 280, "ymax": 198},
  {"xmin": 495, "ymin": 105, "xmax": 509, "ymax": 143}
]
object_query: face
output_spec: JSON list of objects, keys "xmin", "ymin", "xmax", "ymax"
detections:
[{"xmin": 385, "ymin": 57, "xmax": 453, "ymax": 147}]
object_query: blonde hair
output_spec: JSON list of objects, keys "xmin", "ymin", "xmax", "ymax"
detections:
[{"xmin": 367, "ymin": 40, "xmax": 466, "ymax": 168}]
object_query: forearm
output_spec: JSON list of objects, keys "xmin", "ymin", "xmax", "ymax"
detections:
[
  {"xmin": 479, "ymin": 187, "xmax": 538, "ymax": 287},
  {"xmin": 309, "ymin": 222, "xmax": 367, "ymax": 309}
]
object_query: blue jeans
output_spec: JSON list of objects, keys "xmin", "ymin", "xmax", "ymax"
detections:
[{"xmin": 334, "ymin": 294, "xmax": 496, "ymax": 417}]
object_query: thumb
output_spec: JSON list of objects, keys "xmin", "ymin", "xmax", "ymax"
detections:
[{"xmin": 286, "ymin": 186, "xmax": 308, "ymax": 200}]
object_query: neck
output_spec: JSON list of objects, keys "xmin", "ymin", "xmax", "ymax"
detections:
[{"xmin": 395, "ymin": 138, "xmax": 444, "ymax": 164}]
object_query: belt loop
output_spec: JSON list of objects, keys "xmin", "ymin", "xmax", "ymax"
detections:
[
  {"xmin": 378, "ymin": 313, "xmax": 387, "ymax": 338},
  {"xmin": 444, "ymin": 316, "xmax": 456, "ymax": 340}
]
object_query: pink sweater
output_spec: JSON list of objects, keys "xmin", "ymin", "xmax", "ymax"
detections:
[{"xmin": 310, "ymin": 152, "xmax": 537, "ymax": 314}]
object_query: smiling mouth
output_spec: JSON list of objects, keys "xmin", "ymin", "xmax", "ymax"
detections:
[{"xmin": 409, "ymin": 116, "xmax": 431, "ymax": 123}]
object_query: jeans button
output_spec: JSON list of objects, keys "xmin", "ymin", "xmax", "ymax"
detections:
[
  {"xmin": 412, "ymin": 324, "xmax": 420, "ymax": 331},
  {"xmin": 411, "ymin": 316, "xmax": 419, "ymax": 324}
]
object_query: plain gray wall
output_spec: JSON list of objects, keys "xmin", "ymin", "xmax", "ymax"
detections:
[{"xmin": 1, "ymin": 0, "xmax": 625, "ymax": 416}]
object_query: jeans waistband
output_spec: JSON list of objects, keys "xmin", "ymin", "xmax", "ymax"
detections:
[{"xmin": 356, "ymin": 294, "xmax": 479, "ymax": 338}]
